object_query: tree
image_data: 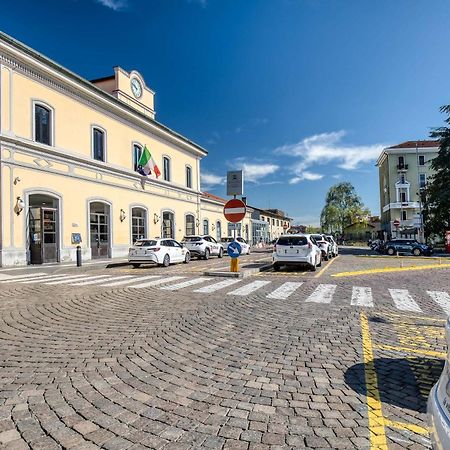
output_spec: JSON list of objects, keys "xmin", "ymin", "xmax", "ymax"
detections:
[
  {"xmin": 423, "ymin": 105, "xmax": 450, "ymax": 239},
  {"xmin": 320, "ymin": 182, "xmax": 370, "ymax": 234}
]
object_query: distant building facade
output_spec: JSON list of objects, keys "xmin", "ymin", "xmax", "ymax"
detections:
[
  {"xmin": 377, "ymin": 140, "xmax": 439, "ymax": 241},
  {"xmin": 250, "ymin": 207, "xmax": 292, "ymax": 243}
]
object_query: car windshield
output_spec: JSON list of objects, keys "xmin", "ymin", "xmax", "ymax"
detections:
[
  {"xmin": 312, "ymin": 234, "xmax": 325, "ymax": 241},
  {"xmin": 220, "ymin": 238, "xmax": 234, "ymax": 243},
  {"xmin": 182, "ymin": 237, "xmax": 202, "ymax": 242},
  {"xmin": 277, "ymin": 236, "xmax": 308, "ymax": 246},
  {"xmin": 134, "ymin": 240, "xmax": 157, "ymax": 247}
]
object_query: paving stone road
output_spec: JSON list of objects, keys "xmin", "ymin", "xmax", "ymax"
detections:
[{"xmin": 0, "ymin": 253, "xmax": 448, "ymax": 449}]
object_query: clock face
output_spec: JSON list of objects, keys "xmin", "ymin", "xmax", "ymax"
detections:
[{"xmin": 131, "ymin": 78, "xmax": 142, "ymax": 98}]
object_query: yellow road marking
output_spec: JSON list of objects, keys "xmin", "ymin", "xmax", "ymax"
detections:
[
  {"xmin": 314, "ymin": 255, "xmax": 339, "ymax": 278},
  {"xmin": 360, "ymin": 312, "xmax": 388, "ymax": 449},
  {"xmin": 381, "ymin": 311, "xmax": 446, "ymax": 322},
  {"xmin": 357, "ymin": 255, "xmax": 445, "ymax": 261},
  {"xmin": 333, "ymin": 263, "xmax": 450, "ymax": 277},
  {"xmin": 384, "ymin": 419, "xmax": 428, "ymax": 435},
  {"xmin": 374, "ymin": 344, "xmax": 446, "ymax": 359}
]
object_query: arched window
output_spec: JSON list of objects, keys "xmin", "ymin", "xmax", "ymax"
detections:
[
  {"xmin": 203, "ymin": 219, "xmax": 209, "ymax": 236},
  {"xmin": 216, "ymin": 221, "xmax": 221, "ymax": 241},
  {"xmin": 131, "ymin": 207, "xmax": 147, "ymax": 242},
  {"xmin": 92, "ymin": 127, "xmax": 106, "ymax": 162},
  {"xmin": 163, "ymin": 157, "xmax": 171, "ymax": 181},
  {"xmin": 186, "ymin": 166, "xmax": 192, "ymax": 188},
  {"xmin": 185, "ymin": 214, "xmax": 195, "ymax": 236},
  {"xmin": 133, "ymin": 144, "xmax": 143, "ymax": 172},
  {"xmin": 162, "ymin": 211, "xmax": 174, "ymax": 238},
  {"xmin": 34, "ymin": 104, "xmax": 52, "ymax": 145}
]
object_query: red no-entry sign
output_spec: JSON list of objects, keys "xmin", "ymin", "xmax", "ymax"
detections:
[
  {"xmin": 393, "ymin": 219, "xmax": 400, "ymax": 228},
  {"xmin": 224, "ymin": 199, "xmax": 247, "ymax": 223}
]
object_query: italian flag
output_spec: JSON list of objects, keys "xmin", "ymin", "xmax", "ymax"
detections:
[{"xmin": 138, "ymin": 146, "xmax": 161, "ymax": 178}]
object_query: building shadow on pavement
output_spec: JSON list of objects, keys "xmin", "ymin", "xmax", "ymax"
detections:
[{"xmin": 345, "ymin": 357, "xmax": 444, "ymax": 413}]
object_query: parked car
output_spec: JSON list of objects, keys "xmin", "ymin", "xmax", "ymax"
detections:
[
  {"xmin": 181, "ymin": 235, "xmax": 223, "ymax": 259},
  {"xmin": 128, "ymin": 238, "xmax": 190, "ymax": 268},
  {"xmin": 325, "ymin": 235, "xmax": 339, "ymax": 257},
  {"xmin": 311, "ymin": 234, "xmax": 332, "ymax": 260},
  {"xmin": 219, "ymin": 237, "xmax": 251, "ymax": 255},
  {"xmin": 428, "ymin": 317, "xmax": 450, "ymax": 449},
  {"xmin": 272, "ymin": 234, "xmax": 322, "ymax": 271},
  {"xmin": 383, "ymin": 239, "xmax": 432, "ymax": 256}
]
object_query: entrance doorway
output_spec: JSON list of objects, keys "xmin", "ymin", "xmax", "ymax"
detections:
[
  {"xmin": 89, "ymin": 202, "xmax": 111, "ymax": 259},
  {"xmin": 28, "ymin": 194, "xmax": 59, "ymax": 264}
]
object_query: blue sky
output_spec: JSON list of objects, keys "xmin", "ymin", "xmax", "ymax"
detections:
[{"xmin": 2, "ymin": 0, "xmax": 450, "ymax": 224}]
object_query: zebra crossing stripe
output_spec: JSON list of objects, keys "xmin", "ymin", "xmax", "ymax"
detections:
[
  {"xmin": 0, "ymin": 272, "xmax": 48, "ymax": 283},
  {"xmin": 68, "ymin": 275, "xmax": 124, "ymax": 286},
  {"xmin": 227, "ymin": 280, "xmax": 271, "ymax": 296},
  {"xmin": 389, "ymin": 289, "xmax": 422, "ymax": 313},
  {"xmin": 44, "ymin": 274, "xmax": 109, "ymax": 285},
  {"xmin": 427, "ymin": 291, "xmax": 450, "ymax": 315},
  {"xmin": 129, "ymin": 276, "xmax": 185, "ymax": 289},
  {"xmin": 305, "ymin": 284, "xmax": 337, "ymax": 304},
  {"xmin": 193, "ymin": 279, "xmax": 241, "ymax": 293},
  {"xmin": 351, "ymin": 286, "xmax": 374, "ymax": 307},
  {"xmin": 161, "ymin": 277, "xmax": 208, "ymax": 291},
  {"xmin": 267, "ymin": 282, "xmax": 303, "ymax": 300},
  {"xmin": 20, "ymin": 274, "xmax": 76, "ymax": 284},
  {"xmin": 99, "ymin": 275, "xmax": 158, "ymax": 287}
]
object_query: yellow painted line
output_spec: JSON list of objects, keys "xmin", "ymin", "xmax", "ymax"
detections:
[
  {"xmin": 357, "ymin": 255, "xmax": 444, "ymax": 261},
  {"xmin": 381, "ymin": 311, "xmax": 446, "ymax": 322},
  {"xmin": 360, "ymin": 312, "xmax": 388, "ymax": 449},
  {"xmin": 374, "ymin": 343, "xmax": 446, "ymax": 359},
  {"xmin": 384, "ymin": 419, "xmax": 429, "ymax": 435},
  {"xmin": 314, "ymin": 255, "xmax": 339, "ymax": 278},
  {"xmin": 332, "ymin": 263, "xmax": 450, "ymax": 277}
]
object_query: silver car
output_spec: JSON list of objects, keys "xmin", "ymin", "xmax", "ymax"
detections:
[
  {"xmin": 181, "ymin": 235, "xmax": 223, "ymax": 259},
  {"xmin": 325, "ymin": 235, "xmax": 339, "ymax": 257},
  {"xmin": 428, "ymin": 317, "xmax": 450, "ymax": 449},
  {"xmin": 272, "ymin": 234, "xmax": 322, "ymax": 271}
]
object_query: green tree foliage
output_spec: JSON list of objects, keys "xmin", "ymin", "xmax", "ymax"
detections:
[
  {"xmin": 320, "ymin": 182, "xmax": 370, "ymax": 234},
  {"xmin": 423, "ymin": 105, "xmax": 450, "ymax": 239}
]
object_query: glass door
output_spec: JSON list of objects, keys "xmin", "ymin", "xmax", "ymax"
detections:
[
  {"xmin": 42, "ymin": 208, "xmax": 58, "ymax": 263},
  {"xmin": 29, "ymin": 207, "xmax": 42, "ymax": 264},
  {"xmin": 90, "ymin": 213, "xmax": 109, "ymax": 259}
]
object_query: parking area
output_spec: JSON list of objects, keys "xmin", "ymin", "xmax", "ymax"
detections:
[{"xmin": 0, "ymin": 250, "xmax": 448, "ymax": 449}]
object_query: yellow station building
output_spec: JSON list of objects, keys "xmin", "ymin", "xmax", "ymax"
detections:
[{"xmin": 0, "ymin": 32, "xmax": 253, "ymax": 266}]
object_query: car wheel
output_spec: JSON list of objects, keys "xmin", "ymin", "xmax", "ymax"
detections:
[
  {"xmin": 387, "ymin": 247, "xmax": 395, "ymax": 256},
  {"xmin": 218, "ymin": 248, "xmax": 223, "ymax": 258},
  {"xmin": 324, "ymin": 253, "xmax": 329, "ymax": 261},
  {"xmin": 317, "ymin": 255, "xmax": 322, "ymax": 267},
  {"xmin": 162, "ymin": 254, "xmax": 170, "ymax": 267},
  {"xmin": 132, "ymin": 263, "xmax": 140, "ymax": 268},
  {"xmin": 184, "ymin": 252, "xmax": 191, "ymax": 264},
  {"xmin": 273, "ymin": 263, "xmax": 280, "ymax": 272},
  {"xmin": 413, "ymin": 248, "xmax": 422, "ymax": 256},
  {"xmin": 204, "ymin": 248, "xmax": 210, "ymax": 260}
]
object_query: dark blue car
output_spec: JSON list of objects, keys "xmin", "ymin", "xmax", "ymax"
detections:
[{"xmin": 384, "ymin": 239, "xmax": 432, "ymax": 256}]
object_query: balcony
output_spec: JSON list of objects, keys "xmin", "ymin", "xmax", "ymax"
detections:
[
  {"xmin": 382, "ymin": 201, "xmax": 420, "ymax": 213},
  {"xmin": 397, "ymin": 164, "xmax": 409, "ymax": 171}
]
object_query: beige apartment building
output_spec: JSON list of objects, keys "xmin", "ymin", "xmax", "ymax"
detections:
[
  {"xmin": 251, "ymin": 207, "xmax": 292, "ymax": 242},
  {"xmin": 0, "ymin": 32, "xmax": 254, "ymax": 266},
  {"xmin": 377, "ymin": 140, "xmax": 439, "ymax": 241}
]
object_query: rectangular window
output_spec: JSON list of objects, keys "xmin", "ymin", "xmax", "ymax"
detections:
[
  {"xmin": 398, "ymin": 156, "xmax": 404, "ymax": 166},
  {"xmin": 93, "ymin": 128, "xmax": 105, "ymax": 161},
  {"xmin": 34, "ymin": 104, "xmax": 51, "ymax": 145},
  {"xmin": 186, "ymin": 166, "xmax": 192, "ymax": 188},
  {"xmin": 419, "ymin": 173, "xmax": 426, "ymax": 189},
  {"xmin": 419, "ymin": 155, "xmax": 425, "ymax": 166},
  {"xmin": 402, "ymin": 211, "xmax": 407, "ymax": 221},
  {"xmin": 185, "ymin": 215, "xmax": 195, "ymax": 236},
  {"xmin": 400, "ymin": 192, "xmax": 407, "ymax": 203},
  {"xmin": 163, "ymin": 157, "xmax": 171, "ymax": 181},
  {"xmin": 133, "ymin": 144, "xmax": 142, "ymax": 171}
]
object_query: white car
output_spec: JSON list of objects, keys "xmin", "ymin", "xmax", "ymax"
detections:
[
  {"xmin": 325, "ymin": 235, "xmax": 338, "ymax": 257},
  {"xmin": 182, "ymin": 235, "xmax": 223, "ymax": 259},
  {"xmin": 311, "ymin": 234, "xmax": 332, "ymax": 261},
  {"xmin": 128, "ymin": 238, "xmax": 190, "ymax": 268},
  {"xmin": 428, "ymin": 318, "xmax": 450, "ymax": 449},
  {"xmin": 220, "ymin": 237, "xmax": 251, "ymax": 255},
  {"xmin": 272, "ymin": 234, "xmax": 322, "ymax": 271}
]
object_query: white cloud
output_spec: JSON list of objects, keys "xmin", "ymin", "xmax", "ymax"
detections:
[
  {"xmin": 201, "ymin": 171, "xmax": 225, "ymax": 190},
  {"xmin": 95, "ymin": 0, "xmax": 127, "ymax": 10},
  {"xmin": 289, "ymin": 171, "xmax": 324, "ymax": 184},
  {"xmin": 275, "ymin": 131, "xmax": 385, "ymax": 176},
  {"xmin": 235, "ymin": 162, "xmax": 279, "ymax": 183}
]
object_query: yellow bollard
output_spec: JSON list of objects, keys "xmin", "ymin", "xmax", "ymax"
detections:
[{"xmin": 230, "ymin": 257, "xmax": 239, "ymax": 272}]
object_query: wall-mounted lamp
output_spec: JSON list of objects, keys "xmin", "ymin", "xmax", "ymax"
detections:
[
  {"xmin": 154, "ymin": 213, "xmax": 160, "ymax": 224},
  {"xmin": 119, "ymin": 209, "xmax": 126, "ymax": 222},
  {"xmin": 13, "ymin": 177, "xmax": 21, "ymax": 185},
  {"xmin": 14, "ymin": 196, "xmax": 25, "ymax": 216},
  {"xmin": 212, "ymin": 224, "xmax": 215, "ymax": 231},
  {"xmin": 195, "ymin": 218, "xmax": 200, "ymax": 228}
]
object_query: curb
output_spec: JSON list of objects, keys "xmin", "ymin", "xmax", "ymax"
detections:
[{"xmin": 204, "ymin": 263, "xmax": 272, "ymax": 278}]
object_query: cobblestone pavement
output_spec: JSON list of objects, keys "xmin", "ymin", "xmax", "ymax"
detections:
[{"xmin": 0, "ymin": 253, "xmax": 448, "ymax": 449}]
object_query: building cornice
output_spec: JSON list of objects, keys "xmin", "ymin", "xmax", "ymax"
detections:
[{"xmin": 0, "ymin": 32, "xmax": 207, "ymax": 158}]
